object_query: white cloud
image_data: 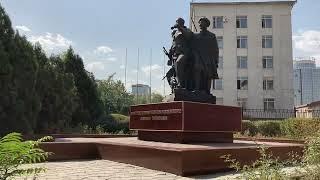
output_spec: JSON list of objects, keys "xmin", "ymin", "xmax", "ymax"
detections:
[
  {"xmin": 141, "ymin": 64, "xmax": 162, "ymax": 73},
  {"xmin": 91, "ymin": 46, "xmax": 117, "ymax": 62},
  {"xmin": 85, "ymin": 61, "xmax": 105, "ymax": 72},
  {"xmin": 141, "ymin": 64, "xmax": 163, "ymax": 78},
  {"xmin": 29, "ymin": 33, "xmax": 72, "ymax": 54},
  {"xmin": 293, "ymin": 30, "xmax": 320, "ymax": 54},
  {"xmin": 107, "ymin": 57, "xmax": 117, "ymax": 62},
  {"xmin": 120, "ymin": 65, "xmax": 125, "ymax": 69},
  {"xmin": 15, "ymin": 25, "xmax": 31, "ymax": 32},
  {"xmin": 293, "ymin": 30, "xmax": 320, "ymax": 65},
  {"xmin": 94, "ymin": 46, "xmax": 113, "ymax": 54}
]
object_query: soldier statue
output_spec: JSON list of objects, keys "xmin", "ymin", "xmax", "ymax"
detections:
[
  {"xmin": 163, "ymin": 17, "xmax": 219, "ymax": 104},
  {"xmin": 192, "ymin": 17, "xmax": 219, "ymax": 94},
  {"xmin": 168, "ymin": 18, "xmax": 193, "ymax": 89}
]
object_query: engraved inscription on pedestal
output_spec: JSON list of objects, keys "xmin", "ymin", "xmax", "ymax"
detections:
[{"xmin": 133, "ymin": 108, "xmax": 182, "ymax": 121}]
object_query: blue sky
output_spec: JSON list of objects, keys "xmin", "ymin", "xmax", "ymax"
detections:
[{"xmin": 1, "ymin": 0, "xmax": 320, "ymax": 95}]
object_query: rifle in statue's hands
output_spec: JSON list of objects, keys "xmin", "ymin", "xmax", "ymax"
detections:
[{"xmin": 162, "ymin": 47, "xmax": 173, "ymax": 66}]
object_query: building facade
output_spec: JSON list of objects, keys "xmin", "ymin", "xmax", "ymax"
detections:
[
  {"xmin": 295, "ymin": 101, "xmax": 320, "ymax": 118},
  {"xmin": 190, "ymin": 0, "xmax": 296, "ymax": 110},
  {"xmin": 293, "ymin": 59, "xmax": 320, "ymax": 106},
  {"xmin": 131, "ymin": 84, "xmax": 151, "ymax": 96}
]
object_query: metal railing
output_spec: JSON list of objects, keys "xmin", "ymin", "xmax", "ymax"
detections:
[{"xmin": 242, "ymin": 109, "xmax": 320, "ymax": 120}]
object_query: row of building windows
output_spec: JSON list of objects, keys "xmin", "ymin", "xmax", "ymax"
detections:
[
  {"xmin": 212, "ymin": 15, "xmax": 272, "ymax": 29},
  {"xmin": 217, "ymin": 56, "xmax": 273, "ymax": 69},
  {"xmin": 216, "ymin": 36, "xmax": 273, "ymax": 49},
  {"xmin": 216, "ymin": 98, "xmax": 275, "ymax": 110},
  {"xmin": 214, "ymin": 78, "xmax": 274, "ymax": 90}
]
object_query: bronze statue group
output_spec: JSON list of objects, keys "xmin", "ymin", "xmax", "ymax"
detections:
[{"xmin": 164, "ymin": 17, "xmax": 219, "ymax": 95}]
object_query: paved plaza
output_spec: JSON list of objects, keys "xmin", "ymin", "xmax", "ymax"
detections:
[{"xmin": 17, "ymin": 160, "xmax": 240, "ymax": 180}]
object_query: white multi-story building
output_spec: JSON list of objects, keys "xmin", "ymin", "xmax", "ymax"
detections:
[
  {"xmin": 190, "ymin": 0, "xmax": 296, "ymax": 110},
  {"xmin": 293, "ymin": 59, "xmax": 320, "ymax": 106}
]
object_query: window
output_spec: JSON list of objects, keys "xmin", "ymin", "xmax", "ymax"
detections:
[
  {"xmin": 237, "ymin": 36, "xmax": 247, "ymax": 48},
  {"xmin": 237, "ymin": 56, "xmax": 248, "ymax": 69},
  {"xmin": 263, "ymin": 56, "xmax": 273, "ymax": 69},
  {"xmin": 237, "ymin": 98, "xmax": 247, "ymax": 108},
  {"xmin": 262, "ymin": 15, "xmax": 272, "ymax": 28},
  {"xmin": 216, "ymin": 98, "xmax": 224, "ymax": 105},
  {"xmin": 264, "ymin": 98, "xmax": 275, "ymax": 110},
  {"xmin": 263, "ymin": 78, "xmax": 274, "ymax": 90},
  {"xmin": 218, "ymin": 57, "xmax": 223, "ymax": 69},
  {"xmin": 213, "ymin": 16, "xmax": 223, "ymax": 29},
  {"xmin": 236, "ymin": 16, "xmax": 247, "ymax": 28},
  {"xmin": 237, "ymin": 77, "xmax": 248, "ymax": 90},
  {"xmin": 262, "ymin": 35, "xmax": 272, "ymax": 48},
  {"xmin": 217, "ymin": 36, "xmax": 223, "ymax": 49},
  {"xmin": 214, "ymin": 79, "xmax": 223, "ymax": 90}
]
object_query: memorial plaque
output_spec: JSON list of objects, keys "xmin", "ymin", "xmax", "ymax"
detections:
[{"xmin": 129, "ymin": 101, "xmax": 242, "ymax": 143}]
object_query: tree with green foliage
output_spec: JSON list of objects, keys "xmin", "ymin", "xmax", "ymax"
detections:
[
  {"xmin": 0, "ymin": 3, "xmax": 104, "ymax": 134},
  {"xmin": 0, "ymin": 5, "xmax": 39, "ymax": 134},
  {"xmin": 34, "ymin": 45, "xmax": 79, "ymax": 133},
  {"xmin": 97, "ymin": 74, "xmax": 134, "ymax": 115},
  {"xmin": 151, "ymin": 93, "xmax": 164, "ymax": 103},
  {"xmin": 133, "ymin": 93, "xmax": 164, "ymax": 105},
  {"xmin": 63, "ymin": 48, "xmax": 104, "ymax": 126}
]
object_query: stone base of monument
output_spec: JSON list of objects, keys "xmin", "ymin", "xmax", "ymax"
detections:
[
  {"xmin": 42, "ymin": 137, "xmax": 304, "ymax": 176},
  {"xmin": 138, "ymin": 131, "xmax": 233, "ymax": 143},
  {"xmin": 130, "ymin": 101, "xmax": 241, "ymax": 143},
  {"xmin": 163, "ymin": 88, "xmax": 216, "ymax": 104}
]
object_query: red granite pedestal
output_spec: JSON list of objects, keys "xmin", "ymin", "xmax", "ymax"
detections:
[{"xmin": 130, "ymin": 101, "xmax": 242, "ymax": 143}]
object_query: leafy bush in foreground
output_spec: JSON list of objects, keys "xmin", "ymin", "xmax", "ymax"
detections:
[
  {"xmin": 222, "ymin": 146, "xmax": 286, "ymax": 180},
  {"xmin": 0, "ymin": 132, "xmax": 52, "ymax": 180},
  {"xmin": 223, "ymin": 130, "xmax": 320, "ymax": 179}
]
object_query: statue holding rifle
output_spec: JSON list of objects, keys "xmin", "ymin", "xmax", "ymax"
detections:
[
  {"xmin": 167, "ymin": 18, "xmax": 193, "ymax": 89},
  {"xmin": 163, "ymin": 17, "xmax": 219, "ymax": 104}
]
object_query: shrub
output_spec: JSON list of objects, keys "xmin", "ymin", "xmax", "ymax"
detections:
[
  {"xmin": 0, "ymin": 133, "xmax": 52, "ymax": 180},
  {"xmin": 280, "ymin": 118, "xmax": 320, "ymax": 139},
  {"xmin": 256, "ymin": 121, "xmax": 282, "ymax": 137},
  {"xmin": 304, "ymin": 132, "xmax": 320, "ymax": 165},
  {"xmin": 221, "ymin": 145, "xmax": 286, "ymax": 179},
  {"xmin": 100, "ymin": 114, "xmax": 129, "ymax": 134},
  {"xmin": 241, "ymin": 120, "xmax": 259, "ymax": 136},
  {"xmin": 298, "ymin": 131, "xmax": 320, "ymax": 179}
]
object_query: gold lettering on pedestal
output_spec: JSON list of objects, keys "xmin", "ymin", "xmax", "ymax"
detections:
[
  {"xmin": 140, "ymin": 117, "xmax": 151, "ymax": 120},
  {"xmin": 151, "ymin": 116, "xmax": 168, "ymax": 120},
  {"xmin": 131, "ymin": 109, "xmax": 182, "ymax": 116}
]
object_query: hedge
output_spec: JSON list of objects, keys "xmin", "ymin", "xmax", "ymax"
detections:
[{"xmin": 241, "ymin": 118, "xmax": 320, "ymax": 139}]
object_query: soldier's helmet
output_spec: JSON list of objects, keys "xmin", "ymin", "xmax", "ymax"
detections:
[
  {"xmin": 176, "ymin": 17, "xmax": 185, "ymax": 26},
  {"xmin": 199, "ymin": 17, "xmax": 210, "ymax": 28}
]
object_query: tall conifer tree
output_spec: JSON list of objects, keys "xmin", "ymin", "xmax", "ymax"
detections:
[{"xmin": 63, "ymin": 48, "xmax": 103, "ymax": 126}]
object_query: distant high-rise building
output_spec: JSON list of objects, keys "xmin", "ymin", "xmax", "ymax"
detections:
[
  {"xmin": 131, "ymin": 84, "xmax": 151, "ymax": 96},
  {"xmin": 293, "ymin": 59, "xmax": 320, "ymax": 106}
]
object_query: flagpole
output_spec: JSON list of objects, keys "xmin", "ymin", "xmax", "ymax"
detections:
[
  {"xmin": 136, "ymin": 48, "xmax": 140, "ymax": 104},
  {"xmin": 149, "ymin": 48, "xmax": 152, "ymax": 103},
  {"xmin": 163, "ymin": 53, "xmax": 166, "ymax": 96},
  {"xmin": 124, "ymin": 48, "xmax": 127, "ymax": 88}
]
